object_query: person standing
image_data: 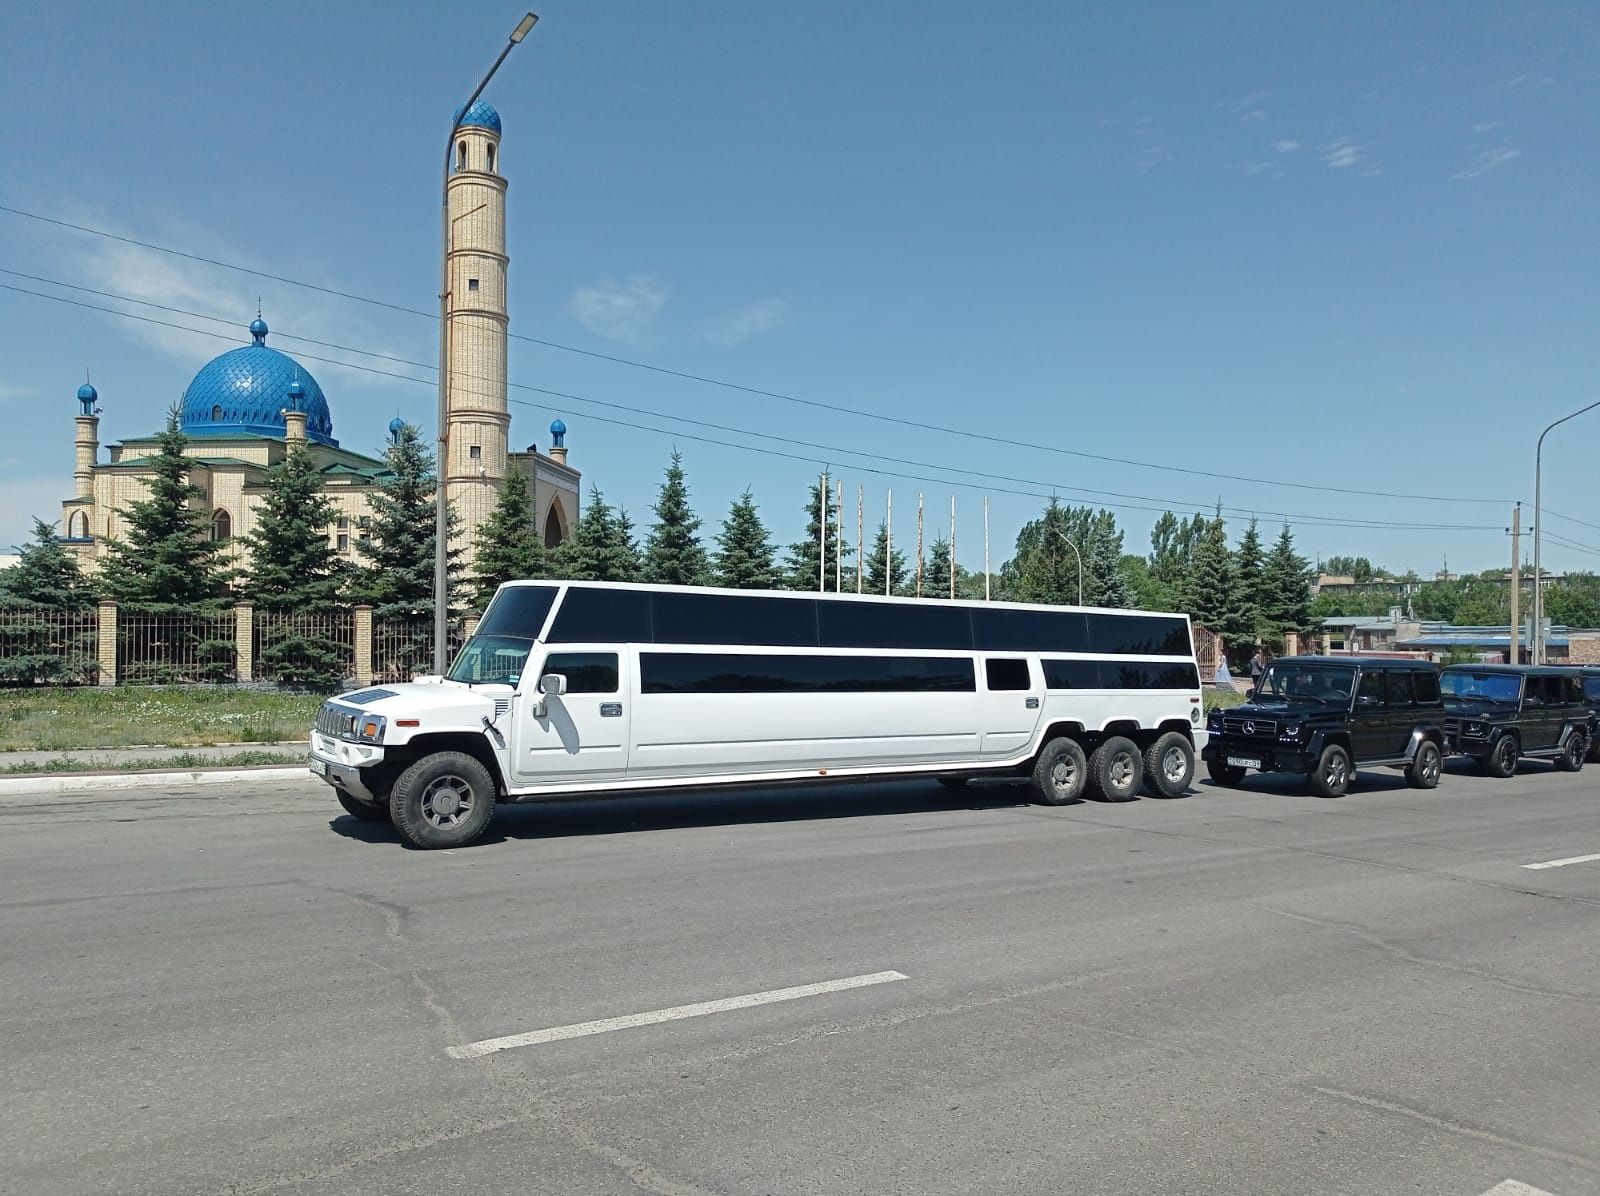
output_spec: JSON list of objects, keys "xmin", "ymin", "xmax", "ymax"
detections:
[{"xmin": 1250, "ymin": 647, "xmax": 1268, "ymax": 687}]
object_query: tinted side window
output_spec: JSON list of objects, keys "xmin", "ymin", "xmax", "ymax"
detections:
[
  {"xmin": 1413, "ymin": 670, "xmax": 1441, "ymax": 704},
  {"xmin": 985, "ymin": 658, "xmax": 1031, "ymax": 691},
  {"xmin": 816, "ymin": 601, "xmax": 972, "ymax": 650},
  {"xmin": 1584, "ymin": 677, "xmax": 1600, "ymax": 702},
  {"xmin": 1356, "ymin": 671, "xmax": 1383, "ymax": 706},
  {"xmin": 639, "ymin": 653, "xmax": 976, "ymax": 694},
  {"xmin": 1103, "ymin": 661, "xmax": 1202, "ymax": 689},
  {"xmin": 973, "ymin": 608, "xmax": 1089, "ymax": 653},
  {"xmin": 1385, "ymin": 671, "xmax": 1415, "ymax": 708},
  {"xmin": 652, "ymin": 591, "xmax": 818, "ymax": 647},
  {"xmin": 1042, "ymin": 659, "xmax": 1101, "ymax": 689},
  {"xmin": 543, "ymin": 652, "xmax": 619, "ymax": 694},
  {"xmin": 476, "ymin": 585, "xmax": 557, "ymax": 640},
  {"xmin": 1088, "ymin": 613, "xmax": 1191, "ymax": 656},
  {"xmin": 1563, "ymin": 676, "xmax": 1584, "ymax": 705},
  {"xmin": 1522, "ymin": 677, "xmax": 1543, "ymax": 707},
  {"xmin": 547, "ymin": 587, "xmax": 653, "ymax": 643}
]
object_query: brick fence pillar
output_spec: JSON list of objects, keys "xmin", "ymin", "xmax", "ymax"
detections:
[
  {"xmin": 234, "ymin": 600, "xmax": 254, "ymax": 683},
  {"xmin": 353, "ymin": 605, "xmax": 374, "ymax": 687},
  {"xmin": 96, "ymin": 599, "xmax": 118, "ymax": 687},
  {"xmin": 462, "ymin": 615, "xmax": 480, "ymax": 639}
]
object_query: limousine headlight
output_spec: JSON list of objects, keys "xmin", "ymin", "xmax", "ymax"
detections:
[{"xmin": 356, "ymin": 714, "xmax": 387, "ymax": 744}]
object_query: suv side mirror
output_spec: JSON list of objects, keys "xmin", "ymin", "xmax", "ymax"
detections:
[
  {"xmin": 1245, "ymin": 687, "xmax": 1256, "ymax": 701},
  {"xmin": 533, "ymin": 672, "xmax": 567, "ymax": 718}
]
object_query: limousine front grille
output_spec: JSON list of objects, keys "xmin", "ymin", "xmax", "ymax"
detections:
[
  {"xmin": 316, "ymin": 704, "xmax": 359, "ymax": 739},
  {"xmin": 1222, "ymin": 716, "xmax": 1277, "ymax": 738}
]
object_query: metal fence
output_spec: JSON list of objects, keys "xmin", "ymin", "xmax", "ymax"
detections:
[
  {"xmin": 372, "ymin": 617, "xmax": 461, "ymax": 684},
  {"xmin": 253, "ymin": 609, "xmax": 357, "ymax": 684},
  {"xmin": 0, "ymin": 607, "xmax": 99, "ymax": 685},
  {"xmin": 117, "ymin": 608, "xmax": 236, "ymax": 685}
]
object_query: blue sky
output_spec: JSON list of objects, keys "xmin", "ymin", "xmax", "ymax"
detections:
[{"xmin": 2, "ymin": 1, "xmax": 1597, "ymax": 576}]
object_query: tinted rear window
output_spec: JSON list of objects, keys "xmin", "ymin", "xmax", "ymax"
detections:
[
  {"xmin": 547, "ymin": 587, "xmax": 653, "ymax": 643},
  {"xmin": 1042, "ymin": 659, "xmax": 1200, "ymax": 690},
  {"xmin": 1413, "ymin": 670, "xmax": 1441, "ymax": 704},
  {"xmin": 1088, "ymin": 614, "xmax": 1191, "ymax": 656},
  {"xmin": 476, "ymin": 585, "xmax": 557, "ymax": 640},
  {"xmin": 640, "ymin": 653, "xmax": 976, "ymax": 694},
  {"xmin": 972, "ymin": 608, "xmax": 1090, "ymax": 653},
  {"xmin": 816, "ymin": 600, "xmax": 973, "ymax": 650},
  {"xmin": 652, "ymin": 591, "xmax": 818, "ymax": 647},
  {"xmin": 985, "ymin": 658, "xmax": 1032, "ymax": 691}
]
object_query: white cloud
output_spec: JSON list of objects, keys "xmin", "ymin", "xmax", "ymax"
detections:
[
  {"xmin": 1452, "ymin": 140, "xmax": 1521, "ymax": 180},
  {"xmin": 1323, "ymin": 137, "xmax": 1368, "ymax": 170},
  {"xmin": 698, "ymin": 297, "xmax": 788, "ymax": 346},
  {"xmin": 1471, "ymin": 121, "xmax": 1503, "ymax": 134},
  {"xmin": 570, "ymin": 275, "xmax": 669, "ymax": 343},
  {"xmin": 1243, "ymin": 160, "xmax": 1282, "ymax": 177},
  {"xmin": 1275, "ymin": 139, "xmax": 1300, "ymax": 153}
]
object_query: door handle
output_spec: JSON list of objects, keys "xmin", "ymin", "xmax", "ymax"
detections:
[
  {"xmin": 1025, "ymin": 697, "xmax": 1040, "ymax": 709},
  {"xmin": 600, "ymin": 703, "xmax": 623, "ymax": 718}
]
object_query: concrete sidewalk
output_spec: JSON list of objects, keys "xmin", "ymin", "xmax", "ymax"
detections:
[{"xmin": 0, "ymin": 741, "xmax": 305, "ymax": 769}]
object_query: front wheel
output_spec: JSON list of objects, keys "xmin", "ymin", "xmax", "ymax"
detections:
[
  {"xmin": 335, "ymin": 788, "xmax": 390, "ymax": 823},
  {"xmin": 1309, "ymin": 743, "xmax": 1352, "ymax": 798},
  {"xmin": 390, "ymin": 751, "xmax": 497, "ymax": 849},
  {"xmin": 1406, "ymin": 741, "xmax": 1442, "ymax": 789},
  {"xmin": 1208, "ymin": 760, "xmax": 1246, "ymax": 788},
  {"xmin": 1144, "ymin": 732, "xmax": 1195, "ymax": 798},
  {"xmin": 1482, "ymin": 735, "xmax": 1519, "ymax": 779},
  {"xmin": 1556, "ymin": 733, "xmax": 1587, "ymax": 773},
  {"xmin": 1088, "ymin": 735, "xmax": 1144, "ymax": 802},
  {"xmin": 1030, "ymin": 737, "xmax": 1088, "ymax": 806}
]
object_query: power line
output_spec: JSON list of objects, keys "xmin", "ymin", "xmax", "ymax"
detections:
[
  {"xmin": 1542, "ymin": 506, "xmax": 1600, "ymax": 536},
  {"xmin": 0, "ymin": 276, "xmax": 1505, "ymax": 535},
  {"xmin": 0, "ymin": 202, "xmax": 1512, "ymax": 507}
]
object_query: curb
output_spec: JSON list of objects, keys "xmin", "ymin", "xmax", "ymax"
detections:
[{"xmin": 0, "ymin": 766, "xmax": 318, "ymax": 797}]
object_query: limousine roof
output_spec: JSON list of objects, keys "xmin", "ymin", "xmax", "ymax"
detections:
[{"xmin": 498, "ymin": 579, "xmax": 1189, "ymax": 621}]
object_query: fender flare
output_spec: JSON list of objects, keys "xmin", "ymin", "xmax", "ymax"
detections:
[
  {"xmin": 1306, "ymin": 728, "xmax": 1350, "ymax": 759},
  {"xmin": 1403, "ymin": 724, "xmax": 1443, "ymax": 761}
]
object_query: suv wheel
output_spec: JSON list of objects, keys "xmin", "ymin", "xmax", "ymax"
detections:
[
  {"xmin": 1144, "ymin": 732, "xmax": 1195, "ymax": 798},
  {"xmin": 1088, "ymin": 736, "xmax": 1143, "ymax": 802},
  {"xmin": 335, "ymin": 789, "xmax": 390, "ymax": 823},
  {"xmin": 1309, "ymin": 744, "xmax": 1352, "ymax": 798},
  {"xmin": 1556, "ymin": 733, "xmax": 1587, "ymax": 773},
  {"xmin": 390, "ymin": 751, "xmax": 497, "ymax": 849},
  {"xmin": 1208, "ymin": 760, "xmax": 1246, "ymax": 788},
  {"xmin": 1483, "ymin": 735, "xmax": 1519, "ymax": 779},
  {"xmin": 1405, "ymin": 740, "xmax": 1442, "ymax": 789},
  {"xmin": 1030, "ymin": 737, "xmax": 1088, "ymax": 806}
]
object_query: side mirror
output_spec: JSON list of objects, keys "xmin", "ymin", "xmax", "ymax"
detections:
[
  {"xmin": 533, "ymin": 673, "xmax": 567, "ymax": 718},
  {"xmin": 1245, "ymin": 688, "xmax": 1256, "ymax": 701}
]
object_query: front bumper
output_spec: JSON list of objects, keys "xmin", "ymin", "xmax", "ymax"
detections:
[
  {"xmin": 1202, "ymin": 738, "xmax": 1313, "ymax": 774},
  {"xmin": 308, "ymin": 733, "xmax": 387, "ymax": 802}
]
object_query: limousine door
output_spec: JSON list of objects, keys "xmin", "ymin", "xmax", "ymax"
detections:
[
  {"xmin": 979, "ymin": 656, "xmax": 1044, "ymax": 759},
  {"xmin": 510, "ymin": 649, "xmax": 630, "ymax": 785}
]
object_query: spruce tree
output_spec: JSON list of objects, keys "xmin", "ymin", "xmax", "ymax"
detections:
[
  {"xmin": 784, "ymin": 476, "xmax": 849, "ymax": 591},
  {"xmin": 1260, "ymin": 523, "xmax": 1312, "ymax": 646},
  {"xmin": 713, "ymin": 490, "xmax": 779, "ymax": 589},
  {"xmin": 352, "ymin": 423, "xmax": 460, "ymax": 617},
  {"xmin": 243, "ymin": 444, "xmax": 345, "ymax": 610},
  {"xmin": 471, "ymin": 468, "xmax": 547, "ymax": 609},
  {"xmin": 557, "ymin": 487, "xmax": 641, "ymax": 582},
  {"xmin": 643, "ymin": 451, "xmax": 709, "ymax": 586},
  {"xmin": 1085, "ymin": 510, "xmax": 1133, "ymax": 608},
  {"xmin": 862, "ymin": 522, "xmax": 909, "ymax": 595},
  {"xmin": 1184, "ymin": 507, "xmax": 1246, "ymax": 643},
  {"xmin": 2, "ymin": 519, "xmax": 94, "ymax": 608},
  {"xmin": 1233, "ymin": 517, "xmax": 1266, "ymax": 643},
  {"xmin": 98, "ymin": 408, "xmax": 230, "ymax": 607},
  {"xmin": 924, "ymin": 535, "xmax": 954, "ymax": 599}
]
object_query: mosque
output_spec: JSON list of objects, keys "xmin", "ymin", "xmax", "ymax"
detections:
[{"xmin": 56, "ymin": 99, "xmax": 579, "ymax": 575}]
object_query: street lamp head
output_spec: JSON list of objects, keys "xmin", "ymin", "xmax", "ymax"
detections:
[{"xmin": 510, "ymin": 13, "xmax": 539, "ymax": 42}]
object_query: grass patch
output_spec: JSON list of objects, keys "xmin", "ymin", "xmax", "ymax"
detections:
[
  {"xmin": 1, "ymin": 749, "xmax": 307, "ymax": 775},
  {"xmin": 1203, "ymin": 688, "xmax": 1247, "ymax": 712},
  {"xmin": 0, "ymin": 687, "xmax": 323, "ymax": 752}
]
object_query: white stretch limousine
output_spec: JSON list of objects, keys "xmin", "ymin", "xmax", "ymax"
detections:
[{"xmin": 310, "ymin": 582, "xmax": 1208, "ymax": 848}]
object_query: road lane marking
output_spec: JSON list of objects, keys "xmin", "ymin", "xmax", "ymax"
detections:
[
  {"xmin": 448, "ymin": 970, "xmax": 909, "ymax": 1059},
  {"xmin": 1481, "ymin": 1182, "xmax": 1557, "ymax": 1196},
  {"xmin": 1522, "ymin": 852, "xmax": 1600, "ymax": 871}
]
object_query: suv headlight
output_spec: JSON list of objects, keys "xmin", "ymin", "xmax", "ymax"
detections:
[
  {"xmin": 1278, "ymin": 724, "xmax": 1304, "ymax": 744},
  {"xmin": 1206, "ymin": 710, "xmax": 1223, "ymax": 732},
  {"xmin": 356, "ymin": 714, "xmax": 387, "ymax": 744},
  {"xmin": 1465, "ymin": 721, "xmax": 1488, "ymax": 738}
]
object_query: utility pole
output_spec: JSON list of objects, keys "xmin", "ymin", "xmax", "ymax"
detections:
[
  {"xmin": 817, "ymin": 470, "xmax": 827, "ymax": 592},
  {"xmin": 885, "ymin": 491, "xmax": 893, "ymax": 597},
  {"xmin": 856, "ymin": 486, "xmax": 864, "ymax": 595},
  {"xmin": 1509, "ymin": 503, "xmax": 1521, "ymax": 665},
  {"xmin": 915, "ymin": 493, "xmax": 925, "ymax": 598},
  {"xmin": 982, "ymin": 496, "xmax": 990, "ymax": 602}
]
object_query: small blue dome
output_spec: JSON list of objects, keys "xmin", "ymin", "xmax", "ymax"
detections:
[
  {"xmin": 388, "ymin": 417, "xmax": 407, "ymax": 438},
  {"xmin": 549, "ymin": 417, "xmax": 567, "ymax": 448},
  {"xmin": 454, "ymin": 99, "xmax": 502, "ymax": 135},
  {"xmin": 76, "ymin": 382, "xmax": 97, "ymax": 402},
  {"xmin": 180, "ymin": 320, "xmax": 336, "ymax": 446}
]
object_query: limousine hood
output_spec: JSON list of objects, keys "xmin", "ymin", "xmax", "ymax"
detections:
[{"xmin": 333, "ymin": 682, "xmax": 504, "ymax": 725}]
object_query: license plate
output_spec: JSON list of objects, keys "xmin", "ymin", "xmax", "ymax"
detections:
[
  {"xmin": 1226, "ymin": 756, "xmax": 1261, "ymax": 769},
  {"xmin": 309, "ymin": 759, "xmax": 328, "ymax": 777}
]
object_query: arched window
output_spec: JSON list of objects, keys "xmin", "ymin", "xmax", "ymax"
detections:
[
  {"xmin": 544, "ymin": 499, "xmax": 566, "ymax": 549},
  {"xmin": 211, "ymin": 509, "xmax": 231, "ymax": 541},
  {"xmin": 457, "ymin": 140, "xmax": 468, "ymax": 171},
  {"xmin": 212, "ymin": 404, "xmax": 223, "ymax": 422},
  {"xmin": 67, "ymin": 510, "xmax": 89, "ymax": 539},
  {"xmin": 486, "ymin": 143, "xmax": 496, "ymax": 173}
]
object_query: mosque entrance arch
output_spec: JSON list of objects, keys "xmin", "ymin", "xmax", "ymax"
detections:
[{"xmin": 543, "ymin": 497, "xmax": 568, "ymax": 549}]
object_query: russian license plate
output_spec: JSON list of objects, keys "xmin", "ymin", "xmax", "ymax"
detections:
[
  {"xmin": 1226, "ymin": 756, "xmax": 1261, "ymax": 770},
  {"xmin": 309, "ymin": 758, "xmax": 328, "ymax": 777}
]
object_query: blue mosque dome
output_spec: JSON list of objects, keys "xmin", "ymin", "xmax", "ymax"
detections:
[
  {"xmin": 179, "ymin": 319, "xmax": 337, "ymax": 446},
  {"xmin": 77, "ymin": 382, "xmax": 98, "ymax": 402},
  {"xmin": 549, "ymin": 417, "xmax": 566, "ymax": 448},
  {"xmin": 388, "ymin": 417, "xmax": 407, "ymax": 441},
  {"xmin": 454, "ymin": 99, "xmax": 502, "ymax": 135}
]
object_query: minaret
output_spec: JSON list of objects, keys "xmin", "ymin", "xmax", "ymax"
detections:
[
  {"xmin": 74, "ymin": 380, "xmax": 100, "ymax": 498},
  {"xmin": 444, "ymin": 99, "xmax": 510, "ymax": 564},
  {"xmin": 284, "ymin": 378, "xmax": 308, "ymax": 446}
]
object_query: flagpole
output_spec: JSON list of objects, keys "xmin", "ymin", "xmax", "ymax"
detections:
[
  {"xmin": 885, "ymin": 491, "xmax": 893, "ymax": 596},
  {"xmin": 983, "ymin": 496, "xmax": 990, "ymax": 601},
  {"xmin": 834, "ymin": 477, "xmax": 843, "ymax": 593},
  {"xmin": 950, "ymin": 495, "xmax": 957, "ymax": 600},
  {"xmin": 817, "ymin": 471, "xmax": 827, "ymax": 592},
  {"xmin": 915, "ymin": 492, "xmax": 925, "ymax": 598},
  {"xmin": 856, "ymin": 486, "xmax": 864, "ymax": 594}
]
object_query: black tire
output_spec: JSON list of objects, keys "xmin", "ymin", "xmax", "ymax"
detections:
[
  {"xmin": 1030, "ymin": 737, "xmax": 1088, "ymax": 806},
  {"xmin": 1482, "ymin": 735, "xmax": 1519, "ymax": 779},
  {"xmin": 1309, "ymin": 743, "xmax": 1352, "ymax": 798},
  {"xmin": 1556, "ymin": 732, "xmax": 1587, "ymax": 773},
  {"xmin": 936, "ymin": 776, "xmax": 970, "ymax": 790},
  {"xmin": 335, "ymin": 788, "xmax": 390, "ymax": 823},
  {"xmin": 389, "ymin": 751, "xmax": 497, "ymax": 849},
  {"xmin": 1088, "ymin": 735, "xmax": 1144, "ymax": 802},
  {"xmin": 1143, "ymin": 732, "xmax": 1195, "ymax": 798},
  {"xmin": 1405, "ymin": 740, "xmax": 1442, "ymax": 789},
  {"xmin": 1208, "ymin": 760, "xmax": 1246, "ymax": 788}
]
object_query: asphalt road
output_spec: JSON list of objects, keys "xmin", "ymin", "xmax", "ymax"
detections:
[{"xmin": 1, "ymin": 760, "xmax": 1597, "ymax": 1195}]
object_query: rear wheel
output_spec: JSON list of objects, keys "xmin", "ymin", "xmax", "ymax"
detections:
[
  {"xmin": 1088, "ymin": 735, "xmax": 1143, "ymax": 802},
  {"xmin": 1208, "ymin": 760, "xmax": 1246, "ymax": 788},
  {"xmin": 390, "ymin": 751, "xmax": 497, "ymax": 849},
  {"xmin": 1309, "ymin": 743, "xmax": 1352, "ymax": 798},
  {"xmin": 1557, "ymin": 733, "xmax": 1587, "ymax": 773},
  {"xmin": 1482, "ymin": 735, "xmax": 1519, "ymax": 779},
  {"xmin": 335, "ymin": 789, "xmax": 390, "ymax": 823},
  {"xmin": 1143, "ymin": 732, "xmax": 1194, "ymax": 798},
  {"xmin": 1030, "ymin": 737, "xmax": 1088, "ymax": 806},
  {"xmin": 1405, "ymin": 740, "xmax": 1442, "ymax": 789}
]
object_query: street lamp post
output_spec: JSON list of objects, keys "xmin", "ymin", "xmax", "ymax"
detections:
[
  {"xmin": 1050, "ymin": 529, "xmax": 1084, "ymax": 607},
  {"xmin": 1532, "ymin": 398, "xmax": 1600, "ymax": 664},
  {"xmin": 434, "ymin": 12, "xmax": 539, "ymax": 676}
]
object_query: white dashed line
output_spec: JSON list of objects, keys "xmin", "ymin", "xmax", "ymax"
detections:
[
  {"xmin": 448, "ymin": 970, "xmax": 909, "ymax": 1059},
  {"xmin": 1522, "ymin": 852, "xmax": 1600, "ymax": 871}
]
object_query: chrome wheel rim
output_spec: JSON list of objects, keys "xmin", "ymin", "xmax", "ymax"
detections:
[
  {"xmin": 1050, "ymin": 755, "xmax": 1078, "ymax": 794},
  {"xmin": 1109, "ymin": 751, "xmax": 1135, "ymax": 790},
  {"xmin": 1162, "ymin": 746, "xmax": 1187, "ymax": 783},
  {"xmin": 1326, "ymin": 754, "xmax": 1348, "ymax": 788},
  {"xmin": 1421, "ymin": 749, "xmax": 1440, "ymax": 784},
  {"xmin": 420, "ymin": 774, "xmax": 474, "ymax": 829}
]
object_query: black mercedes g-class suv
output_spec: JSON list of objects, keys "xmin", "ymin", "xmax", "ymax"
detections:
[
  {"xmin": 1440, "ymin": 665, "xmax": 1589, "ymax": 776},
  {"xmin": 1202, "ymin": 656, "xmax": 1445, "ymax": 797},
  {"xmin": 1562, "ymin": 665, "xmax": 1600, "ymax": 762}
]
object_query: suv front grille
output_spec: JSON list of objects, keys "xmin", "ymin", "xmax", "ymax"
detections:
[
  {"xmin": 316, "ymin": 704, "xmax": 358, "ymax": 739},
  {"xmin": 1444, "ymin": 718, "xmax": 1462, "ymax": 738},
  {"xmin": 1222, "ymin": 716, "xmax": 1278, "ymax": 738}
]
